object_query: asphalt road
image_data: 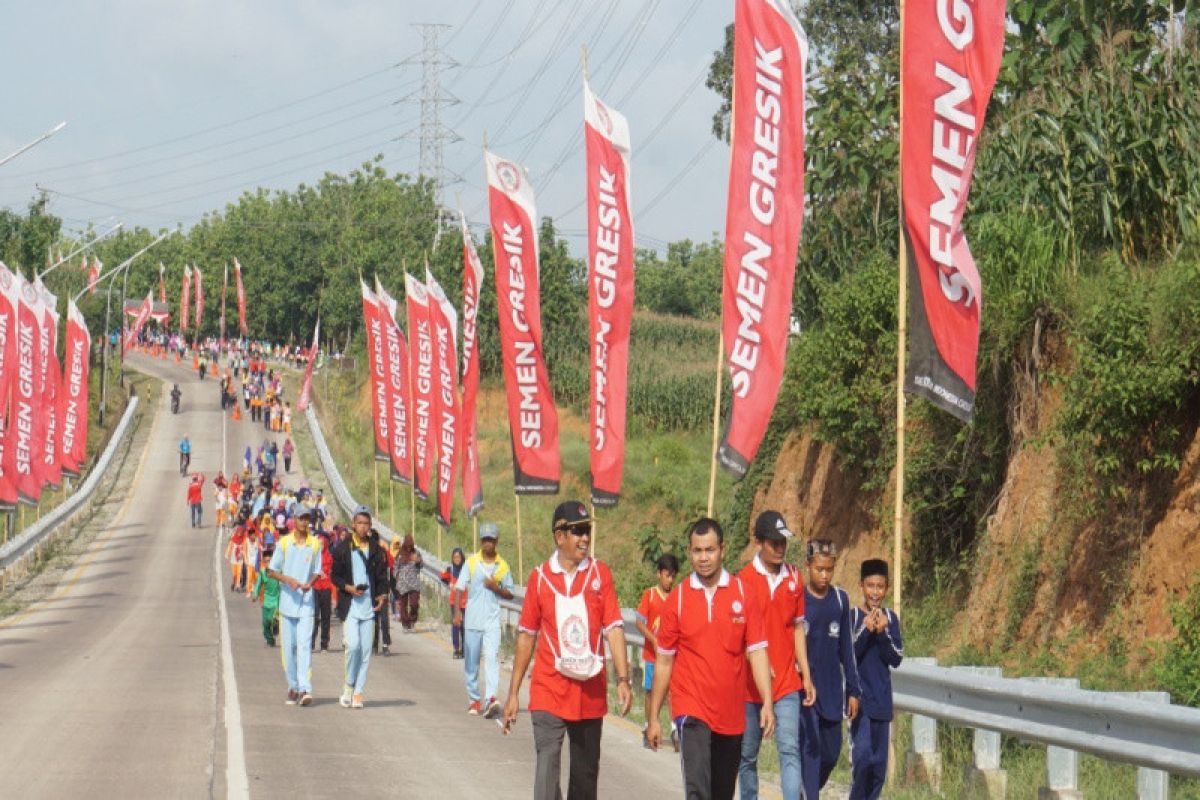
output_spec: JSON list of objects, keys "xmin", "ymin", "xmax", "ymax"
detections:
[{"xmin": 0, "ymin": 352, "xmax": 686, "ymax": 799}]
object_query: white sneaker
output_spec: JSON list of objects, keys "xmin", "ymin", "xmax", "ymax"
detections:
[{"xmin": 340, "ymin": 686, "xmax": 353, "ymax": 708}]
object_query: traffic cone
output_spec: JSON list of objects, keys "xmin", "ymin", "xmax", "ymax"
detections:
[
  {"xmin": 232, "ymin": 404, "xmax": 241, "ymax": 422},
  {"xmin": 192, "ymin": 355, "xmax": 199, "ymax": 371},
  {"xmin": 175, "ymin": 352, "xmax": 181, "ymax": 364}
]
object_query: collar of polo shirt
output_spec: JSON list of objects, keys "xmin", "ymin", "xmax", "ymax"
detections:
[
  {"xmin": 689, "ymin": 569, "xmax": 730, "ymax": 590},
  {"xmin": 752, "ymin": 554, "xmax": 791, "ymax": 594},
  {"xmin": 548, "ymin": 550, "xmax": 591, "ymax": 576}
]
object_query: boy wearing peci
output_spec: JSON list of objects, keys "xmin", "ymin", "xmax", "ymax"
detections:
[{"xmin": 849, "ymin": 559, "xmax": 904, "ymax": 800}]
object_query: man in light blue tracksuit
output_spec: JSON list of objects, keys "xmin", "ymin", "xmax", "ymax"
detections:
[
  {"xmin": 454, "ymin": 522, "xmax": 515, "ymax": 718},
  {"xmin": 267, "ymin": 509, "xmax": 323, "ymax": 706},
  {"xmin": 331, "ymin": 505, "xmax": 390, "ymax": 709}
]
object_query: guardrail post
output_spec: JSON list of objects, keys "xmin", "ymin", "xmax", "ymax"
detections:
[
  {"xmin": 1024, "ymin": 677, "xmax": 1084, "ymax": 800},
  {"xmin": 904, "ymin": 657, "xmax": 942, "ymax": 790},
  {"xmin": 956, "ymin": 666, "xmax": 1007, "ymax": 800},
  {"xmin": 1117, "ymin": 691, "xmax": 1171, "ymax": 800}
]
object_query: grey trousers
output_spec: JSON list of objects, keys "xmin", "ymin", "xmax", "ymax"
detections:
[{"xmin": 531, "ymin": 710, "xmax": 603, "ymax": 800}]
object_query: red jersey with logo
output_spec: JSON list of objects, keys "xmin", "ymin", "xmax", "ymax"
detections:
[
  {"xmin": 738, "ymin": 558, "xmax": 806, "ymax": 703},
  {"xmin": 655, "ymin": 570, "xmax": 767, "ymax": 735},
  {"xmin": 517, "ymin": 555, "xmax": 624, "ymax": 721},
  {"xmin": 635, "ymin": 586, "xmax": 669, "ymax": 664}
]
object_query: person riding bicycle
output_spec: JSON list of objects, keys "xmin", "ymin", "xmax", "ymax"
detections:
[
  {"xmin": 170, "ymin": 384, "xmax": 182, "ymax": 412},
  {"xmin": 179, "ymin": 435, "xmax": 192, "ymax": 474}
]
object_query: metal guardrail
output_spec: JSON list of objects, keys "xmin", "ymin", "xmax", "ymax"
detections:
[
  {"xmin": 303, "ymin": 404, "xmax": 1200, "ymax": 793},
  {"xmin": 0, "ymin": 395, "xmax": 140, "ymax": 581}
]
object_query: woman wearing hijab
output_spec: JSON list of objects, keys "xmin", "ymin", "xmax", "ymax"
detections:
[
  {"xmin": 392, "ymin": 535, "xmax": 424, "ymax": 632},
  {"xmin": 441, "ymin": 548, "xmax": 467, "ymax": 658}
]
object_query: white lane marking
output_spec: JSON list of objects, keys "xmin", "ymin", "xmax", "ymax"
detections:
[{"xmin": 214, "ymin": 387, "xmax": 249, "ymax": 799}]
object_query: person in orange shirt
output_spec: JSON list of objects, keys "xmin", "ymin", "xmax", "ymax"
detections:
[
  {"xmin": 502, "ymin": 502, "xmax": 633, "ymax": 800},
  {"xmin": 646, "ymin": 517, "xmax": 776, "ymax": 800},
  {"xmin": 737, "ymin": 511, "xmax": 817, "ymax": 800},
  {"xmin": 635, "ymin": 553, "xmax": 680, "ymax": 750}
]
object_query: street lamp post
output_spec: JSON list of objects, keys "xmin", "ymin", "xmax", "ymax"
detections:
[{"xmin": 0, "ymin": 122, "xmax": 67, "ymax": 169}]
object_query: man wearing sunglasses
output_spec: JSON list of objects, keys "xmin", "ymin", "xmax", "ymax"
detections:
[{"xmin": 503, "ymin": 501, "xmax": 633, "ymax": 800}]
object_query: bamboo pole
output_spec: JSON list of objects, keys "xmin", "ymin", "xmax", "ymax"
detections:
[
  {"xmin": 373, "ymin": 460, "xmax": 380, "ymax": 519},
  {"xmin": 472, "ymin": 515, "xmax": 479, "ymax": 551},
  {"xmin": 589, "ymin": 503, "xmax": 597, "ymax": 559},
  {"xmin": 893, "ymin": 0, "xmax": 908, "ymax": 620},
  {"xmin": 436, "ymin": 521, "xmax": 442, "ymax": 562},
  {"xmin": 706, "ymin": 331, "xmax": 725, "ymax": 517},
  {"xmin": 389, "ymin": 478, "xmax": 396, "ymax": 532},
  {"xmin": 515, "ymin": 494, "xmax": 524, "ymax": 577}
]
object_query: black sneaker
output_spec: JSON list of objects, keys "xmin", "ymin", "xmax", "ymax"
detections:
[{"xmin": 286, "ymin": 690, "xmax": 298, "ymax": 705}]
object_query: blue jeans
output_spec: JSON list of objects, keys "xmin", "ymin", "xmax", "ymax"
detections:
[
  {"xmin": 190, "ymin": 502, "xmax": 202, "ymax": 526},
  {"xmin": 279, "ymin": 614, "xmax": 314, "ymax": 693},
  {"xmin": 849, "ymin": 717, "xmax": 889, "ymax": 800},
  {"xmin": 463, "ymin": 625, "xmax": 501, "ymax": 702},
  {"xmin": 740, "ymin": 691, "xmax": 801, "ymax": 800},
  {"xmin": 343, "ymin": 615, "xmax": 374, "ymax": 694}
]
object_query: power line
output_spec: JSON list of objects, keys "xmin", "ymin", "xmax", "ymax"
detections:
[{"xmin": 635, "ymin": 137, "xmax": 718, "ymax": 219}]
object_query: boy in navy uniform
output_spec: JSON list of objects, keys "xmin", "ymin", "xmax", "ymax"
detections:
[
  {"xmin": 800, "ymin": 539, "xmax": 862, "ymax": 799},
  {"xmin": 849, "ymin": 558, "xmax": 903, "ymax": 800}
]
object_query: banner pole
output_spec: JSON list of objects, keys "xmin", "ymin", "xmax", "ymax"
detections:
[
  {"xmin": 589, "ymin": 503, "xmax": 597, "ymax": 559},
  {"xmin": 514, "ymin": 494, "xmax": 524, "ymax": 578},
  {"xmin": 390, "ymin": 478, "xmax": 395, "ymax": 532},
  {"xmin": 706, "ymin": 331, "xmax": 725, "ymax": 517},
  {"xmin": 472, "ymin": 515, "xmax": 478, "ymax": 552},
  {"xmin": 893, "ymin": 0, "xmax": 908, "ymax": 620},
  {"xmin": 373, "ymin": 461, "xmax": 379, "ymax": 519},
  {"xmin": 436, "ymin": 521, "xmax": 442, "ymax": 562}
]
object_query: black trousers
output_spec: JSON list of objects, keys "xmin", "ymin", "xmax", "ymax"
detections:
[
  {"xmin": 373, "ymin": 606, "xmax": 391, "ymax": 650},
  {"xmin": 311, "ymin": 588, "xmax": 332, "ymax": 649},
  {"xmin": 677, "ymin": 716, "xmax": 742, "ymax": 800},
  {"xmin": 531, "ymin": 711, "xmax": 603, "ymax": 800}
]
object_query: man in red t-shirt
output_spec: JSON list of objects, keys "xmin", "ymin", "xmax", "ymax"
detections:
[
  {"xmin": 502, "ymin": 501, "xmax": 633, "ymax": 800},
  {"xmin": 186, "ymin": 473, "xmax": 205, "ymax": 528},
  {"xmin": 737, "ymin": 511, "xmax": 817, "ymax": 800},
  {"xmin": 646, "ymin": 517, "xmax": 775, "ymax": 800},
  {"xmin": 635, "ymin": 553, "xmax": 680, "ymax": 750}
]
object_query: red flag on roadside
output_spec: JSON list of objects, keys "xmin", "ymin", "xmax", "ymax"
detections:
[
  {"xmin": 60, "ymin": 300, "xmax": 90, "ymax": 478},
  {"xmin": 459, "ymin": 212, "xmax": 484, "ymax": 518},
  {"xmin": 194, "ymin": 266, "xmax": 205, "ymax": 331},
  {"xmin": 584, "ymin": 77, "xmax": 634, "ymax": 507},
  {"xmin": 234, "ymin": 258, "xmax": 248, "ymax": 336},
  {"xmin": 12, "ymin": 276, "xmax": 46, "ymax": 504},
  {"xmin": 36, "ymin": 279, "xmax": 62, "ymax": 491},
  {"xmin": 362, "ymin": 278, "xmax": 391, "ymax": 463},
  {"xmin": 0, "ymin": 263, "xmax": 22, "ymax": 507},
  {"xmin": 180, "ymin": 267, "xmax": 191, "ymax": 331},
  {"xmin": 220, "ymin": 263, "xmax": 228, "ymax": 343},
  {"xmin": 426, "ymin": 269, "xmax": 460, "ymax": 528},
  {"xmin": 87, "ymin": 257, "xmax": 101, "ymax": 296},
  {"xmin": 376, "ymin": 278, "xmax": 413, "ymax": 486},
  {"xmin": 900, "ymin": 0, "xmax": 1006, "ymax": 421},
  {"xmin": 405, "ymin": 273, "xmax": 436, "ymax": 501},
  {"xmin": 485, "ymin": 149, "xmax": 560, "ymax": 494},
  {"xmin": 297, "ymin": 318, "xmax": 320, "ymax": 412},
  {"xmin": 718, "ymin": 0, "xmax": 808, "ymax": 478},
  {"xmin": 125, "ymin": 290, "xmax": 153, "ymax": 352}
]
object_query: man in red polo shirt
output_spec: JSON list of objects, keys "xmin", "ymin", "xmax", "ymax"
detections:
[
  {"xmin": 646, "ymin": 517, "xmax": 775, "ymax": 800},
  {"xmin": 502, "ymin": 501, "xmax": 633, "ymax": 800},
  {"xmin": 737, "ymin": 511, "xmax": 817, "ymax": 800}
]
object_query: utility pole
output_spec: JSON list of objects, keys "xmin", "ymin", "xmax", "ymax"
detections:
[{"xmin": 401, "ymin": 23, "xmax": 462, "ymax": 239}]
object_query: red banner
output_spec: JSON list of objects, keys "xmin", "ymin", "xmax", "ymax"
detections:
[
  {"xmin": 375, "ymin": 279, "xmax": 413, "ymax": 485},
  {"xmin": 901, "ymin": 0, "xmax": 1005, "ymax": 422},
  {"xmin": 180, "ymin": 267, "xmax": 191, "ymax": 331},
  {"xmin": 485, "ymin": 149, "xmax": 560, "ymax": 494},
  {"xmin": 459, "ymin": 212, "xmax": 484, "ymax": 517},
  {"xmin": 297, "ymin": 318, "xmax": 319, "ymax": 411},
  {"xmin": 37, "ymin": 280, "xmax": 62, "ymax": 490},
  {"xmin": 125, "ymin": 291, "xmax": 153, "ymax": 352},
  {"xmin": 361, "ymin": 279, "xmax": 390, "ymax": 462},
  {"xmin": 584, "ymin": 79, "xmax": 634, "ymax": 507},
  {"xmin": 234, "ymin": 258, "xmax": 248, "ymax": 335},
  {"xmin": 194, "ymin": 266, "xmax": 204, "ymax": 331},
  {"xmin": 12, "ymin": 276, "xmax": 45, "ymax": 504},
  {"xmin": 405, "ymin": 273, "xmax": 436, "ymax": 501},
  {"xmin": 87, "ymin": 257, "xmax": 101, "ymax": 296},
  {"xmin": 220, "ymin": 263, "xmax": 228, "ymax": 342},
  {"xmin": 426, "ymin": 269, "xmax": 460, "ymax": 527},
  {"xmin": 718, "ymin": 0, "xmax": 808, "ymax": 478},
  {"xmin": 60, "ymin": 300, "xmax": 90, "ymax": 478},
  {"xmin": 0, "ymin": 264, "xmax": 21, "ymax": 507}
]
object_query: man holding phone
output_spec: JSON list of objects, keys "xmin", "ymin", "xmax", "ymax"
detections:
[
  {"xmin": 267, "ymin": 508, "xmax": 324, "ymax": 706},
  {"xmin": 331, "ymin": 505, "xmax": 390, "ymax": 709}
]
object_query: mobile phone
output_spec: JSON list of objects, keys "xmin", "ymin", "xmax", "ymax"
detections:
[{"xmin": 355, "ymin": 583, "xmax": 368, "ymax": 592}]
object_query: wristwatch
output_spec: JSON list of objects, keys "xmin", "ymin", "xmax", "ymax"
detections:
[{"xmin": 616, "ymin": 676, "xmax": 631, "ymax": 685}]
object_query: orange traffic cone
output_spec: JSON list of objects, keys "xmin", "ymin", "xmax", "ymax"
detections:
[
  {"xmin": 232, "ymin": 404, "xmax": 241, "ymax": 422},
  {"xmin": 192, "ymin": 355, "xmax": 199, "ymax": 371},
  {"xmin": 175, "ymin": 352, "xmax": 181, "ymax": 364}
]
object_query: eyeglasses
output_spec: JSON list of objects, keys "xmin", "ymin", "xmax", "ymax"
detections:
[{"xmin": 556, "ymin": 524, "xmax": 592, "ymax": 537}]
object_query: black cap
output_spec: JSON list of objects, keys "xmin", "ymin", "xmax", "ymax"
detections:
[
  {"xmin": 552, "ymin": 501, "xmax": 591, "ymax": 532},
  {"xmin": 861, "ymin": 559, "xmax": 889, "ymax": 581},
  {"xmin": 754, "ymin": 511, "xmax": 794, "ymax": 542}
]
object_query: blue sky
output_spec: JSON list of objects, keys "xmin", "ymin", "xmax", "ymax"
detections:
[{"xmin": 0, "ymin": 0, "xmax": 733, "ymax": 256}]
